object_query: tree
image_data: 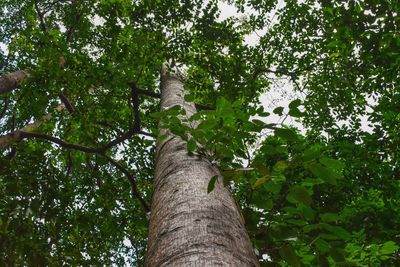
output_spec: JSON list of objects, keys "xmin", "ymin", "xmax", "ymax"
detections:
[
  {"xmin": 145, "ymin": 65, "xmax": 258, "ymax": 266},
  {"xmin": 1, "ymin": 0, "xmax": 399, "ymax": 266}
]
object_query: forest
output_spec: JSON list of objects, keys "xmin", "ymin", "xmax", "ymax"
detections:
[{"xmin": 0, "ymin": 0, "xmax": 399, "ymax": 266}]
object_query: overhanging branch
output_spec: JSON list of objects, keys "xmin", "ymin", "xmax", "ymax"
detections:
[{"xmin": 103, "ymin": 155, "xmax": 150, "ymax": 212}]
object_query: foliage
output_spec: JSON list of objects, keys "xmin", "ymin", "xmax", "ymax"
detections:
[{"xmin": 0, "ymin": 0, "xmax": 399, "ymax": 266}]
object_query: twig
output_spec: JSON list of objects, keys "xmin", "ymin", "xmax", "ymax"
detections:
[
  {"xmin": 103, "ymin": 154, "xmax": 150, "ymax": 213},
  {"xmin": 59, "ymin": 93, "xmax": 76, "ymax": 114},
  {"xmin": 34, "ymin": 1, "xmax": 47, "ymax": 33}
]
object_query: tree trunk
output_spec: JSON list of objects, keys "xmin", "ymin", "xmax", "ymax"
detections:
[
  {"xmin": 0, "ymin": 70, "xmax": 28, "ymax": 95},
  {"xmin": 145, "ymin": 66, "xmax": 259, "ymax": 266}
]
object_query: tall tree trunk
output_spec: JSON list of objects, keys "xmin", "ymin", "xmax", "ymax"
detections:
[
  {"xmin": 145, "ymin": 66, "xmax": 259, "ymax": 266},
  {"xmin": 0, "ymin": 70, "xmax": 28, "ymax": 95}
]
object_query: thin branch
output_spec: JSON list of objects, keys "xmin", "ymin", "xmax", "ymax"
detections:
[
  {"xmin": 130, "ymin": 83, "xmax": 141, "ymax": 132},
  {"xmin": 194, "ymin": 103, "xmax": 213, "ymax": 111},
  {"xmin": 18, "ymin": 131, "xmax": 103, "ymax": 153},
  {"xmin": 42, "ymin": 0, "xmax": 65, "ymax": 14},
  {"xmin": 137, "ymin": 130, "xmax": 156, "ymax": 138},
  {"xmin": 65, "ymin": 151, "xmax": 73, "ymax": 178},
  {"xmin": 103, "ymin": 154, "xmax": 151, "ymax": 213},
  {"xmin": 65, "ymin": 0, "xmax": 81, "ymax": 44},
  {"xmin": 128, "ymin": 83, "xmax": 161, "ymax": 99},
  {"xmin": 59, "ymin": 93, "xmax": 76, "ymax": 114},
  {"xmin": 34, "ymin": 1, "xmax": 48, "ymax": 33}
]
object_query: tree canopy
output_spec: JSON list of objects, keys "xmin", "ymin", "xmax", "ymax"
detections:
[{"xmin": 0, "ymin": 0, "xmax": 399, "ymax": 266}]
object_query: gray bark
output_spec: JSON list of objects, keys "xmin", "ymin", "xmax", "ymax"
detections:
[
  {"xmin": 0, "ymin": 70, "xmax": 28, "ymax": 95},
  {"xmin": 145, "ymin": 66, "xmax": 259, "ymax": 267}
]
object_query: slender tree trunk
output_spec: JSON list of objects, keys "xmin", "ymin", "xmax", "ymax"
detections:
[
  {"xmin": 145, "ymin": 66, "xmax": 259, "ymax": 266},
  {"xmin": 0, "ymin": 70, "xmax": 28, "ymax": 95}
]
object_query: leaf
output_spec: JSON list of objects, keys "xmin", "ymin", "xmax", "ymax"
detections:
[
  {"xmin": 308, "ymin": 163, "xmax": 338, "ymax": 185},
  {"xmin": 320, "ymin": 157, "xmax": 345, "ymax": 176},
  {"xmin": 279, "ymin": 244, "xmax": 300, "ymax": 267},
  {"xmin": 288, "ymin": 107, "xmax": 303, "ymax": 117},
  {"xmin": 274, "ymin": 128, "xmax": 298, "ymax": 142},
  {"xmin": 187, "ymin": 138, "xmax": 196, "ymax": 152},
  {"xmin": 253, "ymin": 175, "xmax": 270, "ymax": 188},
  {"xmin": 207, "ymin": 175, "xmax": 218, "ymax": 194},
  {"xmin": 251, "ymin": 163, "xmax": 270, "ymax": 176},
  {"xmin": 299, "ymin": 204, "xmax": 316, "ymax": 220},
  {"xmin": 315, "ymin": 238, "xmax": 331, "ymax": 252},
  {"xmin": 320, "ymin": 213, "xmax": 340, "ymax": 223},
  {"xmin": 184, "ymin": 94, "xmax": 195, "ymax": 102},
  {"xmin": 288, "ymin": 99, "xmax": 301, "ymax": 109},
  {"xmin": 273, "ymin": 160, "xmax": 288, "ymax": 173},
  {"xmin": 264, "ymin": 182, "xmax": 282, "ymax": 194},
  {"xmin": 324, "ymin": 225, "xmax": 351, "ymax": 240},
  {"xmin": 302, "ymin": 145, "xmax": 323, "ymax": 161},
  {"xmin": 287, "ymin": 186, "xmax": 312, "ymax": 205},
  {"xmin": 157, "ymin": 134, "xmax": 168, "ymax": 142},
  {"xmin": 197, "ymin": 117, "xmax": 218, "ymax": 130},
  {"xmin": 381, "ymin": 241, "xmax": 399, "ymax": 254},
  {"xmin": 273, "ymin": 106, "xmax": 284, "ymax": 115}
]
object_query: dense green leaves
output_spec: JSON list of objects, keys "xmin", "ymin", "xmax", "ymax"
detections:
[{"xmin": 1, "ymin": 0, "xmax": 399, "ymax": 266}]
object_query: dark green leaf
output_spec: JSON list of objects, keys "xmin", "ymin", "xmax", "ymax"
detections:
[
  {"xmin": 279, "ymin": 244, "xmax": 300, "ymax": 267},
  {"xmin": 287, "ymin": 186, "xmax": 312, "ymax": 205},
  {"xmin": 273, "ymin": 106, "xmax": 284, "ymax": 116},
  {"xmin": 207, "ymin": 175, "xmax": 218, "ymax": 194},
  {"xmin": 274, "ymin": 128, "xmax": 298, "ymax": 142}
]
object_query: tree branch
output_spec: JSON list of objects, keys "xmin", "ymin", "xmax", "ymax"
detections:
[
  {"xmin": 103, "ymin": 154, "xmax": 151, "ymax": 213},
  {"xmin": 0, "ymin": 70, "xmax": 28, "ymax": 95},
  {"xmin": 130, "ymin": 83, "xmax": 141, "ymax": 132},
  {"xmin": 34, "ymin": 1, "xmax": 48, "ymax": 33},
  {"xmin": 59, "ymin": 93, "xmax": 76, "ymax": 114}
]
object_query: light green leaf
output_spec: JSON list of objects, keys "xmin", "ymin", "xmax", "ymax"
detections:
[{"xmin": 381, "ymin": 241, "xmax": 399, "ymax": 254}]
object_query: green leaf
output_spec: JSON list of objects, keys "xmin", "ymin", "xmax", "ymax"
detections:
[
  {"xmin": 287, "ymin": 186, "xmax": 312, "ymax": 205},
  {"xmin": 299, "ymin": 204, "xmax": 316, "ymax": 220},
  {"xmin": 320, "ymin": 213, "xmax": 340, "ymax": 223},
  {"xmin": 274, "ymin": 128, "xmax": 298, "ymax": 142},
  {"xmin": 324, "ymin": 225, "xmax": 351, "ymax": 240},
  {"xmin": 253, "ymin": 175, "xmax": 270, "ymax": 188},
  {"xmin": 187, "ymin": 138, "xmax": 196, "ymax": 152},
  {"xmin": 381, "ymin": 241, "xmax": 399, "ymax": 254},
  {"xmin": 273, "ymin": 106, "xmax": 284, "ymax": 116},
  {"xmin": 184, "ymin": 94, "xmax": 195, "ymax": 102},
  {"xmin": 302, "ymin": 145, "xmax": 323, "ymax": 161},
  {"xmin": 273, "ymin": 160, "xmax": 288, "ymax": 173},
  {"xmin": 288, "ymin": 107, "xmax": 303, "ymax": 117},
  {"xmin": 207, "ymin": 175, "xmax": 218, "ymax": 194},
  {"xmin": 288, "ymin": 99, "xmax": 301, "ymax": 109},
  {"xmin": 308, "ymin": 163, "xmax": 338, "ymax": 185},
  {"xmin": 279, "ymin": 244, "xmax": 300, "ymax": 267},
  {"xmin": 320, "ymin": 157, "xmax": 345, "ymax": 176},
  {"xmin": 198, "ymin": 117, "xmax": 218, "ymax": 130},
  {"xmin": 315, "ymin": 238, "xmax": 331, "ymax": 252}
]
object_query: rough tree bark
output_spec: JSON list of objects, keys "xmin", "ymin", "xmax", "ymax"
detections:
[{"xmin": 145, "ymin": 66, "xmax": 259, "ymax": 266}]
